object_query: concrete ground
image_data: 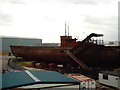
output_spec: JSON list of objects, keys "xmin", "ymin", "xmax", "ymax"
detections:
[{"xmin": 0, "ymin": 55, "xmax": 14, "ymax": 73}]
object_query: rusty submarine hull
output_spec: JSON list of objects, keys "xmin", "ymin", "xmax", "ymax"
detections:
[{"xmin": 10, "ymin": 33, "xmax": 120, "ymax": 70}]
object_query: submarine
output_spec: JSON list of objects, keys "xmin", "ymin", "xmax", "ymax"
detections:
[{"xmin": 10, "ymin": 33, "xmax": 120, "ymax": 71}]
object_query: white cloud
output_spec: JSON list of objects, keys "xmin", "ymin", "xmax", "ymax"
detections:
[{"xmin": 0, "ymin": 0, "xmax": 119, "ymax": 42}]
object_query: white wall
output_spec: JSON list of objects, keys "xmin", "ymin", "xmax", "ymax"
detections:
[{"xmin": 99, "ymin": 73, "xmax": 120, "ymax": 88}]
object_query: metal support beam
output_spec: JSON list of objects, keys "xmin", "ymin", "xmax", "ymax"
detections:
[{"xmin": 65, "ymin": 51, "xmax": 90, "ymax": 70}]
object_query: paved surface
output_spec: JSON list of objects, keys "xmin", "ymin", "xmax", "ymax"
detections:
[
  {"xmin": 2, "ymin": 56, "xmax": 9, "ymax": 69},
  {"xmin": 0, "ymin": 55, "xmax": 12, "ymax": 73}
]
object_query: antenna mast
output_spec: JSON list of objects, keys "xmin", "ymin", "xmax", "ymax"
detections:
[
  {"xmin": 65, "ymin": 22, "xmax": 67, "ymax": 36},
  {"xmin": 68, "ymin": 23, "xmax": 69, "ymax": 36}
]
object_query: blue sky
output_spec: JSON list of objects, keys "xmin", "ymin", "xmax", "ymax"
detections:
[{"xmin": 0, "ymin": 0, "xmax": 119, "ymax": 43}]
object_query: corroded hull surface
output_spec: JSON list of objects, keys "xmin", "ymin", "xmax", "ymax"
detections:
[
  {"xmin": 10, "ymin": 46, "xmax": 74, "ymax": 64},
  {"xmin": 75, "ymin": 45, "xmax": 120, "ymax": 68},
  {"xmin": 10, "ymin": 45, "xmax": 120, "ymax": 69}
]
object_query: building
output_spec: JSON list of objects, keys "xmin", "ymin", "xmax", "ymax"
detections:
[
  {"xmin": 99, "ymin": 71, "xmax": 120, "ymax": 89},
  {"xmin": 1, "ymin": 70, "xmax": 80, "ymax": 89},
  {"xmin": 41, "ymin": 43, "xmax": 60, "ymax": 47},
  {"xmin": 1, "ymin": 37, "xmax": 42, "ymax": 54},
  {"xmin": 104, "ymin": 41, "xmax": 120, "ymax": 46},
  {"xmin": 67, "ymin": 73, "xmax": 96, "ymax": 89}
]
